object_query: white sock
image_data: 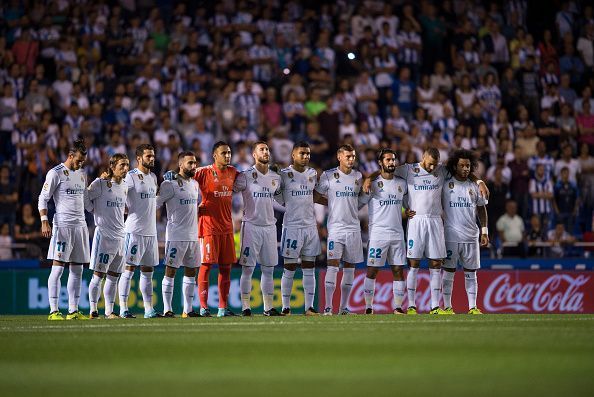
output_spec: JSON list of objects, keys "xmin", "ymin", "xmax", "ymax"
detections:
[
  {"xmin": 240, "ymin": 266, "xmax": 255, "ymax": 310},
  {"xmin": 340, "ymin": 268, "xmax": 355, "ymax": 310},
  {"xmin": 103, "ymin": 274, "xmax": 118, "ymax": 316},
  {"xmin": 118, "ymin": 269, "xmax": 134, "ymax": 313},
  {"xmin": 363, "ymin": 277, "xmax": 375, "ymax": 309},
  {"xmin": 140, "ymin": 271, "xmax": 153, "ymax": 313},
  {"xmin": 182, "ymin": 276, "xmax": 195, "ymax": 314},
  {"xmin": 88, "ymin": 274, "xmax": 102, "ymax": 313},
  {"xmin": 393, "ymin": 281, "xmax": 405, "ymax": 309},
  {"xmin": 324, "ymin": 266, "xmax": 339, "ymax": 309},
  {"xmin": 48, "ymin": 266, "xmax": 64, "ymax": 313},
  {"xmin": 406, "ymin": 267, "xmax": 419, "ymax": 307},
  {"xmin": 442, "ymin": 271, "xmax": 455, "ymax": 309},
  {"xmin": 162, "ymin": 276, "xmax": 174, "ymax": 313},
  {"xmin": 302, "ymin": 268, "xmax": 316, "ymax": 310},
  {"xmin": 281, "ymin": 269, "xmax": 295, "ymax": 309},
  {"xmin": 261, "ymin": 266, "xmax": 274, "ymax": 312},
  {"xmin": 465, "ymin": 271, "xmax": 478, "ymax": 309},
  {"xmin": 67, "ymin": 265, "xmax": 83, "ymax": 313},
  {"xmin": 429, "ymin": 268, "xmax": 441, "ymax": 309}
]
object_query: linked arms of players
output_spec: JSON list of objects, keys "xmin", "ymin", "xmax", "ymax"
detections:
[{"xmin": 477, "ymin": 205, "xmax": 489, "ymax": 247}]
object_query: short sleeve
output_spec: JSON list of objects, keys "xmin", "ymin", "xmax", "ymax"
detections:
[
  {"xmin": 315, "ymin": 172, "xmax": 329, "ymax": 195},
  {"xmin": 156, "ymin": 180, "xmax": 175, "ymax": 209},
  {"xmin": 233, "ymin": 172, "xmax": 247, "ymax": 192},
  {"xmin": 393, "ymin": 164, "xmax": 408, "ymax": 179}
]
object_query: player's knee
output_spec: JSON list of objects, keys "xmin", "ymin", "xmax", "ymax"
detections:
[
  {"xmin": 107, "ymin": 271, "xmax": 120, "ymax": 277},
  {"xmin": 366, "ymin": 267, "xmax": 378, "ymax": 279},
  {"xmin": 391, "ymin": 266, "xmax": 404, "ymax": 280},
  {"xmin": 140, "ymin": 265, "xmax": 153, "ymax": 273},
  {"xmin": 165, "ymin": 266, "xmax": 177, "ymax": 277},
  {"xmin": 429, "ymin": 259, "xmax": 442, "ymax": 269},
  {"xmin": 184, "ymin": 267, "xmax": 197, "ymax": 277},
  {"xmin": 408, "ymin": 259, "xmax": 420, "ymax": 268},
  {"xmin": 93, "ymin": 271, "xmax": 105, "ymax": 278},
  {"xmin": 218, "ymin": 264, "xmax": 231, "ymax": 276},
  {"xmin": 284, "ymin": 261, "xmax": 298, "ymax": 271}
]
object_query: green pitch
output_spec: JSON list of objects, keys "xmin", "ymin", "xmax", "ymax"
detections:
[{"xmin": 1, "ymin": 315, "xmax": 593, "ymax": 397}]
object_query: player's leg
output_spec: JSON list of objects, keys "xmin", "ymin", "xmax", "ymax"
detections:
[
  {"xmin": 239, "ymin": 223, "xmax": 257, "ymax": 316},
  {"xmin": 88, "ymin": 230, "xmax": 112, "ymax": 318},
  {"xmin": 462, "ymin": 242, "xmax": 481, "ymax": 314},
  {"xmin": 281, "ymin": 260, "xmax": 298, "ymax": 315},
  {"xmin": 140, "ymin": 236, "xmax": 161, "ymax": 318},
  {"xmin": 390, "ymin": 265, "xmax": 406, "ymax": 314},
  {"xmin": 324, "ymin": 233, "xmax": 345, "ymax": 315},
  {"xmin": 300, "ymin": 227, "xmax": 321, "ymax": 315},
  {"xmin": 441, "ymin": 243, "xmax": 459, "ymax": 313},
  {"xmin": 179, "ymin": 241, "xmax": 200, "ymax": 317},
  {"xmin": 427, "ymin": 219, "xmax": 447, "ymax": 314},
  {"xmin": 103, "ymin": 270, "xmax": 120, "ymax": 318},
  {"xmin": 162, "ymin": 265, "xmax": 177, "ymax": 317},
  {"xmin": 338, "ymin": 232, "xmax": 363, "ymax": 315},
  {"xmin": 88, "ymin": 270, "xmax": 105, "ymax": 318},
  {"xmin": 405, "ymin": 217, "xmax": 425, "ymax": 314},
  {"xmin": 47, "ymin": 227, "xmax": 67, "ymax": 319},
  {"xmin": 197, "ymin": 264, "xmax": 211, "ymax": 313},
  {"xmin": 64, "ymin": 226, "xmax": 89, "ymax": 320},
  {"xmin": 364, "ymin": 267, "xmax": 379, "ymax": 314},
  {"xmin": 216, "ymin": 234, "xmax": 236, "ymax": 316},
  {"xmin": 261, "ymin": 225, "xmax": 281, "ymax": 316},
  {"xmin": 119, "ymin": 233, "xmax": 138, "ymax": 318}
]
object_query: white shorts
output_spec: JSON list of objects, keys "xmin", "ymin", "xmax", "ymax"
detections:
[
  {"xmin": 164, "ymin": 241, "xmax": 200, "ymax": 269},
  {"xmin": 327, "ymin": 231, "xmax": 364, "ymax": 264},
  {"xmin": 123, "ymin": 233, "xmax": 159, "ymax": 267},
  {"xmin": 48, "ymin": 225, "xmax": 90, "ymax": 263},
  {"xmin": 406, "ymin": 216, "xmax": 446, "ymax": 260},
  {"xmin": 239, "ymin": 222, "xmax": 278, "ymax": 267},
  {"xmin": 90, "ymin": 229, "xmax": 124, "ymax": 274},
  {"xmin": 367, "ymin": 239, "xmax": 406, "ymax": 267},
  {"xmin": 443, "ymin": 241, "xmax": 480, "ymax": 270},
  {"xmin": 280, "ymin": 225, "xmax": 321, "ymax": 262}
]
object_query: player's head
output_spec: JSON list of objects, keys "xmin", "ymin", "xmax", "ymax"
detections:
[
  {"xmin": 337, "ymin": 144, "xmax": 356, "ymax": 171},
  {"xmin": 376, "ymin": 148, "xmax": 396, "ymax": 174},
  {"xmin": 252, "ymin": 141, "xmax": 270, "ymax": 165},
  {"xmin": 67, "ymin": 138, "xmax": 87, "ymax": 171},
  {"xmin": 178, "ymin": 151, "xmax": 198, "ymax": 178},
  {"xmin": 135, "ymin": 143, "xmax": 155, "ymax": 170},
  {"xmin": 107, "ymin": 153, "xmax": 130, "ymax": 180},
  {"xmin": 292, "ymin": 141, "xmax": 311, "ymax": 168},
  {"xmin": 421, "ymin": 147, "xmax": 440, "ymax": 173},
  {"xmin": 212, "ymin": 141, "xmax": 232, "ymax": 167},
  {"xmin": 446, "ymin": 149, "xmax": 477, "ymax": 180}
]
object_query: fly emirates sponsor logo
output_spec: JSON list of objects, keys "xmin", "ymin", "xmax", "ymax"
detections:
[{"xmin": 214, "ymin": 185, "xmax": 232, "ymax": 198}]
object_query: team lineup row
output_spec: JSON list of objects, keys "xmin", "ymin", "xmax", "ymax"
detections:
[{"xmin": 38, "ymin": 138, "xmax": 490, "ymax": 320}]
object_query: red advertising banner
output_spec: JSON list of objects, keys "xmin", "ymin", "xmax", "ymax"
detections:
[{"xmin": 318, "ymin": 270, "xmax": 594, "ymax": 314}]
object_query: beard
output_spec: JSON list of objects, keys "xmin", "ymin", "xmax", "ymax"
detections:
[
  {"xmin": 258, "ymin": 157, "xmax": 270, "ymax": 164},
  {"xmin": 142, "ymin": 160, "xmax": 155, "ymax": 170},
  {"xmin": 382, "ymin": 165, "xmax": 396, "ymax": 174},
  {"xmin": 182, "ymin": 168, "xmax": 195, "ymax": 178}
]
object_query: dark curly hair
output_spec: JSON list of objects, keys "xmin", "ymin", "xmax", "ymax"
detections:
[{"xmin": 446, "ymin": 149, "xmax": 478, "ymax": 177}]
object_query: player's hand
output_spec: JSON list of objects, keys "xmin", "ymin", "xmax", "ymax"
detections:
[
  {"xmin": 362, "ymin": 178, "xmax": 372, "ymax": 194},
  {"xmin": 478, "ymin": 182, "xmax": 490, "ymax": 201},
  {"xmin": 198, "ymin": 205, "xmax": 206, "ymax": 215},
  {"xmin": 480, "ymin": 234, "xmax": 489, "ymax": 247},
  {"xmin": 41, "ymin": 220, "xmax": 52, "ymax": 238},
  {"xmin": 404, "ymin": 209, "xmax": 416, "ymax": 219},
  {"xmin": 163, "ymin": 170, "xmax": 177, "ymax": 181},
  {"xmin": 99, "ymin": 171, "xmax": 109, "ymax": 179}
]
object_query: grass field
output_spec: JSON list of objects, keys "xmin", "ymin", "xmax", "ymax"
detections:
[{"xmin": 1, "ymin": 314, "xmax": 593, "ymax": 397}]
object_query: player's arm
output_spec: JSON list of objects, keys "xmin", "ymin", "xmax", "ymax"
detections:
[
  {"xmin": 38, "ymin": 170, "xmax": 59, "ymax": 238},
  {"xmin": 358, "ymin": 190, "xmax": 370, "ymax": 210},
  {"xmin": 477, "ymin": 205, "xmax": 489, "ymax": 246},
  {"xmin": 232, "ymin": 172, "xmax": 247, "ymax": 192},
  {"xmin": 85, "ymin": 178, "xmax": 103, "ymax": 213},
  {"xmin": 156, "ymin": 180, "xmax": 175, "ymax": 209},
  {"xmin": 314, "ymin": 171, "xmax": 329, "ymax": 206},
  {"xmin": 362, "ymin": 170, "xmax": 381, "ymax": 194},
  {"xmin": 468, "ymin": 173, "xmax": 490, "ymax": 200}
]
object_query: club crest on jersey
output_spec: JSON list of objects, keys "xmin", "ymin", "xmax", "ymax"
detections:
[
  {"xmin": 333, "ymin": 172, "xmax": 340, "ymax": 182},
  {"xmin": 398, "ymin": 185, "xmax": 402, "ymax": 193},
  {"xmin": 271, "ymin": 180, "xmax": 276, "ymax": 187},
  {"xmin": 377, "ymin": 181, "xmax": 384, "ymax": 189},
  {"xmin": 469, "ymin": 188, "xmax": 474, "ymax": 197},
  {"xmin": 449, "ymin": 182, "xmax": 455, "ymax": 189},
  {"xmin": 252, "ymin": 171, "xmax": 258, "ymax": 183},
  {"xmin": 414, "ymin": 167, "xmax": 420, "ymax": 174},
  {"xmin": 43, "ymin": 182, "xmax": 49, "ymax": 191},
  {"xmin": 107, "ymin": 181, "xmax": 112, "ymax": 188}
]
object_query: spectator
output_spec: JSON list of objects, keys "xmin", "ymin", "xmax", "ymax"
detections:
[
  {"xmin": 496, "ymin": 199, "xmax": 525, "ymax": 257},
  {"xmin": 529, "ymin": 163, "xmax": 555, "ymax": 229},
  {"xmin": 576, "ymin": 101, "xmax": 594, "ymax": 146},
  {"xmin": 546, "ymin": 222, "xmax": 576, "ymax": 258},
  {"xmin": 578, "ymin": 143, "xmax": 594, "ymax": 232},
  {"xmin": 509, "ymin": 145, "xmax": 532, "ymax": 219},
  {"xmin": 391, "ymin": 67, "xmax": 415, "ymax": 120},
  {"xmin": 555, "ymin": 144, "xmax": 581, "ymax": 184},
  {"xmin": 527, "ymin": 214, "xmax": 546, "ymax": 257},
  {"xmin": 0, "ymin": 223, "xmax": 13, "ymax": 260},
  {"xmin": 576, "ymin": 22, "xmax": 594, "ymax": 69},
  {"xmin": 554, "ymin": 167, "xmax": 581, "ymax": 233},
  {"xmin": 528, "ymin": 141, "xmax": 555, "ymax": 180}
]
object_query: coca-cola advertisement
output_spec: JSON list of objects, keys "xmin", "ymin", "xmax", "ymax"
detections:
[{"xmin": 318, "ymin": 270, "xmax": 594, "ymax": 314}]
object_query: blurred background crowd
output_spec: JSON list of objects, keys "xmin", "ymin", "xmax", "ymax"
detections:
[{"xmin": 0, "ymin": 0, "xmax": 593, "ymax": 262}]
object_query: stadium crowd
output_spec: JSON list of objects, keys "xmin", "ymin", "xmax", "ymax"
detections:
[{"xmin": 0, "ymin": 0, "xmax": 593, "ymax": 261}]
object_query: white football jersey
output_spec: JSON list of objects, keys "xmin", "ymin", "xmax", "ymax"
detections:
[
  {"xmin": 359, "ymin": 175, "xmax": 407, "ymax": 241},
  {"xmin": 157, "ymin": 177, "xmax": 201, "ymax": 241},
  {"xmin": 277, "ymin": 165, "xmax": 317, "ymax": 228},
  {"xmin": 38, "ymin": 163, "xmax": 87, "ymax": 227},
  {"xmin": 233, "ymin": 166, "xmax": 281, "ymax": 226},
  {"xmin": 86, "ymin": 178, "xmax": 127, "ymax": 240},
  {"xmin": 315, "ymin": 167, "xmax": 362, "ymax": 233},
  {"xmin": 124, "ymin": 168, "xmax": 157, "ymax": 236},
  {"xmin": 394, "ymin": 163, "xmax": 447, "ymax": 217},
  {"xmin": 442, "ymin": 177, "xmax": 486, "ymax": 243}
]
